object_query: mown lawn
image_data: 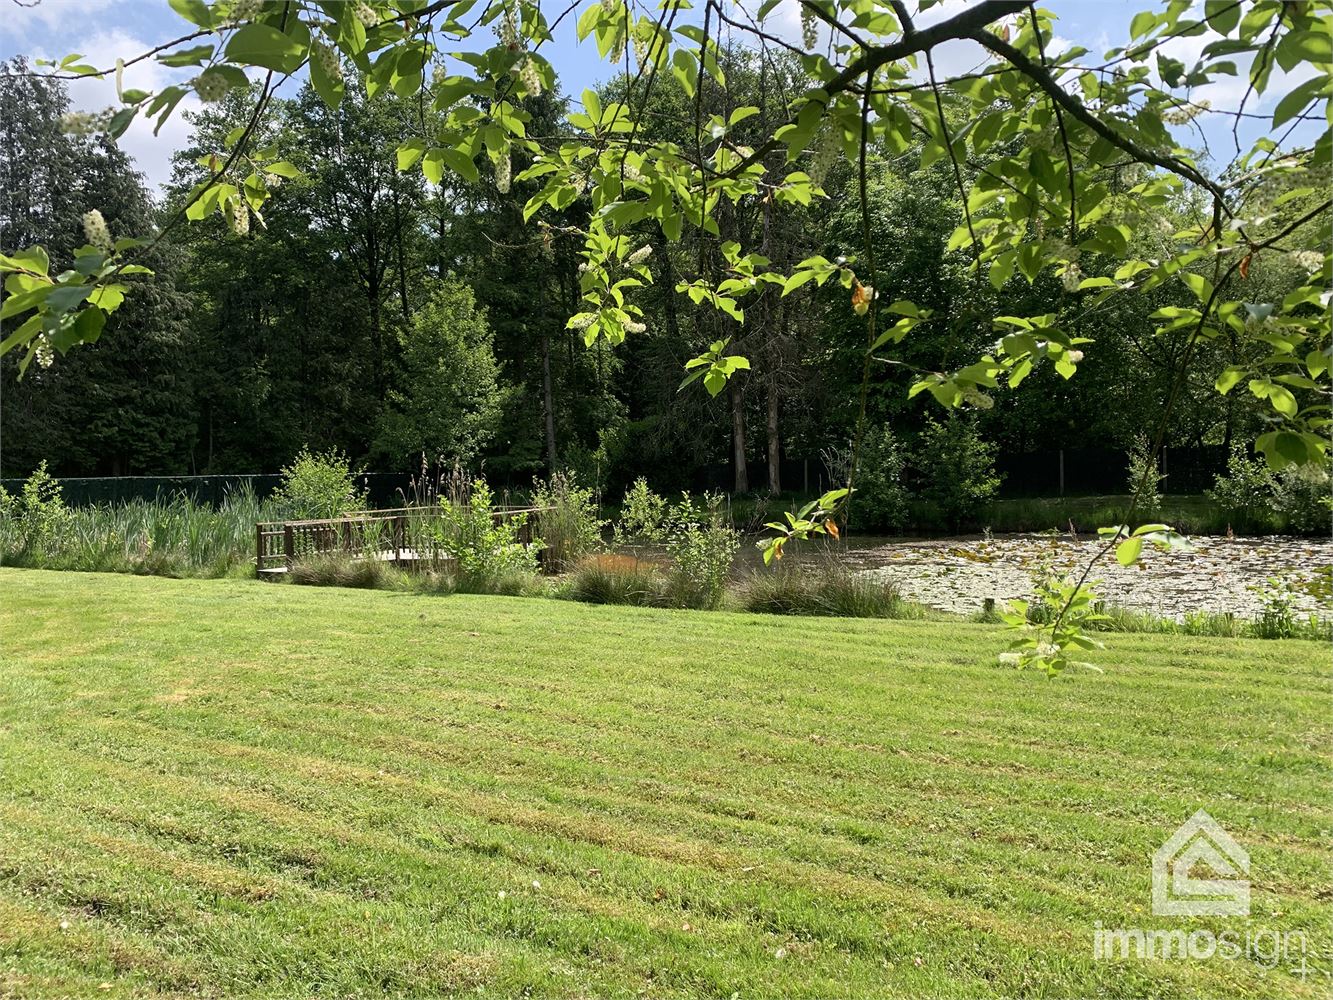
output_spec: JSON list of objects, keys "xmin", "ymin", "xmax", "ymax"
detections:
[{"xmin": 0, "ymin": 569, "xmax": 1328, "ymax": 999}]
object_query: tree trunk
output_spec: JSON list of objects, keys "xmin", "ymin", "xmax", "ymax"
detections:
[
  {"xmin": 541, "ymin": 331, "xmax": 558, "ymax": 472},
  {"xmin": 730, "ymin": 382, "xmax": 749, "ymax": 494},
  {"xmin": 766, "ymin": 381, "xmax": 780, "ymax": 495}
]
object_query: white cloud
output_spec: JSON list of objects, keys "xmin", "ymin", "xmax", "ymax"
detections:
[{"xmin": 30, "ymin": 27, "xmax": 203, "ymax": 193}]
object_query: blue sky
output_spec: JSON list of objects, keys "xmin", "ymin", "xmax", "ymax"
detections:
[{"xmin": 0, "ymin": 0, "xmax": 1304, "ymax": 192}]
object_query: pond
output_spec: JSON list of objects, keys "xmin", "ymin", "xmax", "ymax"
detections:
[{"xmin": 737, "ymin": 532, "xmax": 1332, "ymax": 620}]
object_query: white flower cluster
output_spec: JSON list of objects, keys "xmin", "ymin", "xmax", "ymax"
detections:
[
  {"xmin": 499, "ymin": 4, "xmax": 519, "ymax": 48},
  {"xmin": 495, "ymin": 152, "xmax": 511, "ymax": 194},
  {"xmin": 808, "ymin": 129, "xmax": 839, "ymax": 186},
  {"xmin": 627, "ymin": 244, "xmax": 653, "ymax": 266},
  {"xmin": 1061, "ymin": 261, "xmax": 1082, "ymax": 292},
  {"xmin": 353, "ymin": 2, "xmax": 379, "ymax": 28},
  {"xmin": 599, "ymin": 0, "xmax": 618, "ymax": 13},
  {"xmin": 313, "ymin": 40, "xmax": 341, "ymax": 80},
  {"xmin": 625, "ymin": 319, "xmax": 646, "ymax": 334},
  {"xmin": 800, "ymin": 6, "xmax": 817, "ymax": 49},
  {"xmin": 571, "ymin": 172, "xmax": 588, "ymax": 195},
  {"xmin": 964, "ymin": 389, "xmax": 994, "ymax": 410},
  {"xmin": 230, "ymin": 0, "xmax": 262, "ymax": 21},
  {"xmin": 569, "ymin": 314, "xmax": 596, "ymax": 330},
  {"xmin": 229, "ymin": 198, "xmax": 250, "ymax": 236},
  {"xmin": 35, "ymin": 339, "xmax": 55, "ymax": 369},
  {"xmin": 997, "ymin": 651, "xmax": 1022, "ymax": 666},
  {"xmin": 1161, "ymin": 100, "xmax": 1209, "ymax": 126},
  {"xmin": 1036, "ymin": 642, "xmax": 1059, "ymax": 658},
  {"xmin": 194, "ymin": 71, "xmax": 230, "ymax": 103},
  {"xmin": 1066, "ymin": 349, "xmax": 1084, "ymax": 363},
  {"xmin": 1290, "ymin": 249, "xmax": 1325, "ymax": 274},
  {"xmin": 518, "ymin": 56, "xmax": 542, "ymax": 96},
  {"xmin": 60, "ymin": 110, "xmax": 112, "ymax": 135},
  {"xmin": 82, "ymin": 209, "xmax": 113, "ymax": 252},
  {"xmin": 632, "ymin": 31, "xmax": 650, "ymax": 67}
]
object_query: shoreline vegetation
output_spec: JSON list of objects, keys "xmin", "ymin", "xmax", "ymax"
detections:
[{"xmin": 3, "ymin": 458, "xmax": 1328, "ymax": 642}]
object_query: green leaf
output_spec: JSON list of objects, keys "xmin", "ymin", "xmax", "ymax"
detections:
[
  {"xmin": 1214, "ymin": 367, "xmax": 1245, "ymax": 394},
  {"xmin": 262, "ymin": 161, "xmax": 301, "ymax": 178},
  {"xmin": 158, "ymin": 44, "xmax": 214, "ymax": 67},
  {"xmin": 225, "ymin": 23, "xmax": 307, "ymax": 74},
  {"xmin": 168, "ymin": 0, "xmax": 213, "ymax": 27},
  {"xmin": 1204, "ymin": 0, "xmax": 1240, "ymax": 34},
  {"xmin": 1272, "ymin": 76, "xmax": 1325, "ymax": 128}
]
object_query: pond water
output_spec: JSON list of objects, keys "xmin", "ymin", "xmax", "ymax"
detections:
[{"xmin": 737, "ymin": 532, "xmax": 1332, "ymax": 620}]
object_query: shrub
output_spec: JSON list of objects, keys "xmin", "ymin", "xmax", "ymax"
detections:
[
  {"xmin": 914, "ymin": 417, "xmax": 1002, "ymax": 530},
  {"xmin": 274, "ymin": 447, "xmax": 368, "ymax": 520},
  {"xmin": 613, "ymin": 477, "xmax": 668, "ymax": 546},
  {"xmin": 436, "ymin": 478, "xmax": 541, "ymax": 591},
  {"xmin": 663, "ymin": 492, "xmax": 739, "ymax": 610},
  {"xmin": 1270, "ymin": 463, "xmax": 1332, "ymax": 535},
  {"xmin": 569, "ymin": 553, "xmax": 666, "ymax": 606},
  {"xmin": 1125, "ymin": 433, "xmax": 1165, "ymax": 518},
  {"xmin": 1206, "ymin": 445, "xmax": 1275, "ymax": 533},
  {"xmin": 532, "ymin": 471, "xmax": 604, "ymax": 572},
  {"xmin": 850, "ymin": 427, "xmax": 909, "ymax": 531}
]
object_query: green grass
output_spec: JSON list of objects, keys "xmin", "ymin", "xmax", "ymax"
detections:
[{"xmin": 0, "ymin": 569, "xmax": 1328, "ymax": 999}]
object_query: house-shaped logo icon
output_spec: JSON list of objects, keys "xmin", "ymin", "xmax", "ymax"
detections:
[{"xmin": 1151, "ymin": 809, "xmax": 1250, "ymax": 917}]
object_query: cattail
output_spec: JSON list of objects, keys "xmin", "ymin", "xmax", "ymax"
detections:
[{"xmin": 82, "ymin": 209, "xmax": 113, "ymax": 252}]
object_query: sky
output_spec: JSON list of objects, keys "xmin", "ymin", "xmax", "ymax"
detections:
[{"xmin": 0, "ymin": 0, "xmax": 1311, "ymax": 194}]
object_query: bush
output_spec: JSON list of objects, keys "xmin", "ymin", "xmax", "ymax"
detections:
[
  {"xmin": 1206, "ymin": 445, "xmax": 1276, "ymax": 532},
  {"xmin": 532, "ymin": 471, "xmax": 604, "ymax": 572},
  {"xmin": 613, "ymin": 477, "xmax": 668, "ymax": 546},
  {"xmin": 436, "ymin": 478, "xmax": 541, "ymax": 591},
  {"xmin": 569, "ymin": 553, "xmax": 666, "ymax": 606},
  {"xmin": 274, "ymin": 448, "xmax": 368, "ymax": 520},
  {"xmin": 663, "ymin": 492, "xmax": 739, "ymax": 610},
  {"xmin": 1270, "ymin": 463, "xmax": 1331, "ymax": 535},
  {"xmin": 7, "ymin": 461, "xmax": 73, "ymax": 562},
  {"xmin": 742, "ymin": 563, "xmax": 918, "ymax": 619},
  {"xmin": 1125, "ymin": 433, "xmax": 1165, "ymax": 518},
  {"xmin": 914, "ymin": 417, "xmax": 1002, "ymax": 530},
  {"xmin": 850, "ymin": 427, "xmax": 908, "ymax": 531}
]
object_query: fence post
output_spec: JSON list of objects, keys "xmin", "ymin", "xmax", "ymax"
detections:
[
  {"xmin": 1058, "ymin": 449, "xmax": 1065, "ymax": 497},
  {"xmin": 394, "ymin": 514, "xmax": 404, "ymax": 565},
  {"xmin": 255, "ymin": 522, "xmax": 264, "ymax": 575},
  {"xmin": 283, "ymin": 524, "xmax": 294, "ymax": 568}
]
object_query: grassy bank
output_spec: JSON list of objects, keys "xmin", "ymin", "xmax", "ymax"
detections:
[{"xmin": 0, "ymin": 569, "xmax": 1328, "ymax": 998}]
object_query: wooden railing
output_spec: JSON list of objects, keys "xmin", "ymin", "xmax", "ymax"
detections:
[{"xmin": 256, "ymin": 505, "xmax": 550, "ymax": 575}]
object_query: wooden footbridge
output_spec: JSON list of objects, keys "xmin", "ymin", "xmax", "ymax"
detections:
[{"xmin": 255, "ymin": 505, "xmax": 548, "ymax": 576}]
